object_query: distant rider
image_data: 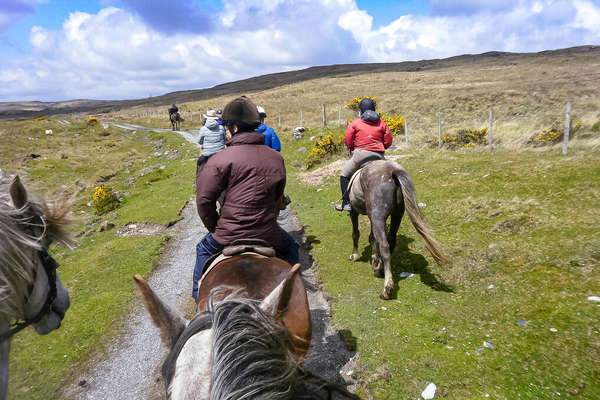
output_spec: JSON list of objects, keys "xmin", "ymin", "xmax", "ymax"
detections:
[
  {"xmin": 193, "ymin": 96, "xmax": 299, "ymax": 299},
  {"xmin": 196, "ymin": 109, "xmax": 226, "ymax": 174},
  {"xmin": 335, "ymin": 98, "xmax": 392, "ymax": 211},
  {"xmin": 168, "ymin": 104, "xmax": 179, "ymax": 119},
  {"xmin": 255, "ymin": 105, "xmax": 281, "ymax": 151}
]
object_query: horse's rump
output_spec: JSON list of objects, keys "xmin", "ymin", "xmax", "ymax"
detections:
[{"xmin": 196, "ymin": 254, "xmax": 312, "ymax": 355}]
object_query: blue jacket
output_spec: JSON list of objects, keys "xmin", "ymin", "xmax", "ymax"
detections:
[{"xmin": 256, "ymin": 123, "xmax": 281, "ymax": 152}]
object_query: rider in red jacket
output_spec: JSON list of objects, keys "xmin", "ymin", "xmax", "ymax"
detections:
[{"xmin": 335, "ymin": 98, "xmax": 392, "ymax": 211}]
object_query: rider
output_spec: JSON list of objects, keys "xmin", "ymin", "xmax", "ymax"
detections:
[
  {"xmin": 255, "ymin": 105, "xmax": 281, "ymax": 151},
  {"xmin": 168, "ymin": 103, "xmax": 179, "ymax": 119},
  {"xmin": 196, "ymin": 109, "xmax": 226, "ymax": 173},
  {"xmin": 193, "ymin": 96, "xmax": 299, "ymax": 299},
  {"xmin": 335, "ymin": 98, "xmax": 392, "ymax": 211}
]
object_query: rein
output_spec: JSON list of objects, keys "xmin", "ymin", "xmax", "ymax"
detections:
[{"xmin": 0, "ymin": 250, "xmax": 60, "ymax": 342}]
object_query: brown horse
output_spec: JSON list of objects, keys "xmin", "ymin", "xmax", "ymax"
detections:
[
  {"xmin": 0, "ymin": 176, "xmax": 72, "ymax": 400},
  {"xmin": 134, "ymin": 255, "xmax": 358, "ymax": 399},
  {"xmin": 196, "ymin": 248, "xmax": 311, "ymax": 356},
  {"xmin": 348, "ymin": 160, "xmax": 450, "ymax": 300},
  {"xmin": 170, "ymin": 112, "xmax": 181, "ymax": 130}
]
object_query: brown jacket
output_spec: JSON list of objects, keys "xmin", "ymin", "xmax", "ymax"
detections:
[{"xmin": 196, "ymin": 131, "xmax": 287, "ymax": 246}]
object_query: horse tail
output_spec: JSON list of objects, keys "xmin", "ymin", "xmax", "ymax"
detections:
[{"xmin": 392, "ymin": 167, "xmax": 450, "ymax": 264}]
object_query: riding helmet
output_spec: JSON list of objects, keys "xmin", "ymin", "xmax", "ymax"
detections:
[
  {"xmin": 222, "ymin": 96, "xmax": 261, "ymax": 125},
  {"xmin": 358, "ymin": 98, "xmax": 376, "ymax": 113}
]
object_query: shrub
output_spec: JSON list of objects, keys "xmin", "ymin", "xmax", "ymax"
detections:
[
  {"xmin": 345, "ymin": 96, "xmax": 377, "ymax": 113},
  {"xmin": 591, "ymin": 120, "xmax": 600, "ymax": 133},
  {"xmin": 93, "ymin": 185, "xmax": 119, "ymax": 215},
  {"xmin": 380, "ymin": 113, "xmax": 406, "ymax": 136},
  {"xmin": 88, "ymin": 116, "xmax": 98, "ymax": 125},
  {"xmin": 33, "ymin": 115, "xmax": 49, "ymax": 121},
  {"xmin": 529, "ymin": 117, "xmax": 583, "ymax": 146},
  {"xmin": 307, "ymin": 132, "xmax": 345, "ymax": 168},
  {"xmin": 440, "ymin": 128, "xmax": 488, "ymax": 148}
]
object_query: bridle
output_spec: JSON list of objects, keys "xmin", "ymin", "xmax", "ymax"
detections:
[{"xmin": 0, "ymin": 212, "xmax": 61, "ymax": 342}]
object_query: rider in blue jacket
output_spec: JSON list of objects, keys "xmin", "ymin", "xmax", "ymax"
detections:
[{"xmin": 256, "ymin": 106, "xmax": 281, "ymax": 151}]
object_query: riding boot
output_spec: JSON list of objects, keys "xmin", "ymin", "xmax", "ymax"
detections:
[{"xmin": 335, "ymin": 176, "xmax": 352, "ymax": 211}]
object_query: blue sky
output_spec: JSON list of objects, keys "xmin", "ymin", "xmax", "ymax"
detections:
[{"xmin": 1, "ymin": 0, "xmax": 599, "ymax": 101}]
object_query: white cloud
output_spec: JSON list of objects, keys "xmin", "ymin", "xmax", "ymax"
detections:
[
  {"xmin": 339, "ymin": 0, "xmax": 600, "ymax": 62},
  {"xmin": 0, "ymin": 0, "xmax": 599, "ymax": 101}
]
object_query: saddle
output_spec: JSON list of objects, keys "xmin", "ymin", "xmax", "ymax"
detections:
[
  {"xmin": 198, "ymin": 239, "xmax": 276, "ymax": 290},
  {"xmin": 222, "ymin": 239, "xmax": 276, "ymax": 257}
]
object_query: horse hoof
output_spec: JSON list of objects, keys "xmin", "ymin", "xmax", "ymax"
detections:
[
  {"xmin": 380, "ymin": 287, "xmax": 393, "ymax": 300},
  {"xmin": 349, "ymin": 254, "xmax": 359, "ymax": 261},
  {"xmin": 373, "ymin": 269, "xmax": 384, "ymax": 278}
]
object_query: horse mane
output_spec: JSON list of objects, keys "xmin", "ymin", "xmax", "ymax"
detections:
[
  {"xmin": 0, "ymin": 178, "xmax": 71, "ymax": 319},
  {"xmin": 164, "ymin": 292, "xmax": 360, "ymax": 399}
]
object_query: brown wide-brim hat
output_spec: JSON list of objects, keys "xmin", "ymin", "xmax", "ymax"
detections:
[{"xmin": 221, "ymin": 96, "xmax": 260, "ymax": 125}]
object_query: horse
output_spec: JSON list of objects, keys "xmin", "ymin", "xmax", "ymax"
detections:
[
  {"xmin": 170, "ymin": 112, "xmax": 182, "ymax": 131},
  {"xmin": 347, "ymin": 160, "xmax": 450, "ymax": 300},
  {"xmin": 135, "ymin": 261, "xmax": 361, "ymax": 399},
  {"xmin": 0, "ymin": 176, "xmax": 72, "ymax": 400}
]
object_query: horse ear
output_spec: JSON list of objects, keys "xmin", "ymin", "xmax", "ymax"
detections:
[
  {"xmin": 10, "ymin": 176, "xmax": 28, "ymax": 209},
  {"xmin": 259, "ymin": 263, "xmax": 301, "ymax": 317},
  {"xmin": 133, "ymin": 274, "xmax": 188, "ymax": 348}
]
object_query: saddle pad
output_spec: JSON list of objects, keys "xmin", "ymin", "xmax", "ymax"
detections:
[
  {"xmin": 348, "ymin": 168, "xmax": 363, "ymax": 193},
  {"xmin": 197, "ymin": 251, "xmax": 268, "ymax": 292}
]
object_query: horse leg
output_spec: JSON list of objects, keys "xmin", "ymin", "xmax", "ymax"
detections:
[
  {"xmin": 371, "ymin": 218, "xmax": 393, "ymax": 299},
  {"xmin": 369, "ymin": 226, "xmax": 383, "ymax": 278},
  {"xmin": 387, "ymin": 209, "xmax": 403, "ymax": 253},
  {"xmin": 349, "ymin": 210, "xmax": 360, "ymax": 261}
]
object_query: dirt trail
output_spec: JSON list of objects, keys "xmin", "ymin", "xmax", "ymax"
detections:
[{"xmin": 65, "ymin": 125, "xmax": 356, "ymax": 399}]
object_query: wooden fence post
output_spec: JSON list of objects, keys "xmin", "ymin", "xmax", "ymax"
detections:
[
  {"xmin": 322, "ymin": 104, "xmax": 326, "ymax": 126},
  {"xmin": 338, "ymin": 105, "xmax": 341, "ymax": 127},
  {"xmin": 278, "ymin": 115, "xmax": 281, "ymax": 128},
  {"xmin": 562, "ymin": 102, "xmax": 571, "ymax": 155},
  {"xmin": 438, "ymin": 112, "xmax": 443, "ymax": 149},
  {"xmin": 300, "ymin": 111, "xmax": 303, "ymax": 127},
  {"xmin": 404, "ymin": 119, "xmax": 408, "ymax": 148},
  {"xmin": 489, "ymin": 108, "xmax": 493, "ymax": 152}
]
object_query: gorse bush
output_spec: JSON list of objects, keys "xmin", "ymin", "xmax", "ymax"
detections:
[
  {"xmin": 529, "ymin": 117, "xmax": 583, "ymax": 146},
  {"xmin": 307, "ymin": 132, "xmax": 345, "ymax": 168},
  {"xmin": 440, "ymin": 128, "xmax": 488, "ymax": 148},
  {"xmin": 380, "ymin": 113, "xmax": 406, "ymax": 136},
  {"xmin": 93, "ymin": 185, "xmax": 119, "ymax": 215},
  {"xmin": 345, "ymin": 96, "xmax": 377, "ymax": 113}
]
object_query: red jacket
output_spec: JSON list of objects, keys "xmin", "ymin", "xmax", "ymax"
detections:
[
  {"xmin": 196, "ymin": 131, "xmax": 287, "ymax": 246},
  {"xmin": 345, "ymin": 118, "xmax": 392, "ymax": 152}
]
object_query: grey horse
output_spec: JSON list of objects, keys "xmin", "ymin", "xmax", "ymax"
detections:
[
  {"xmin": 348, "ymin": 160, "xmax": 450, "ymax": 299},
  {"xmin": 0, "ymin": 176, "xmax": 72, "ymax": 400}
]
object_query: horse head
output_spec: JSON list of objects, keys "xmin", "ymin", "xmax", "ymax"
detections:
[
  {"xmin": 0, "ymin": 176, "xmax": 72, "ymax": 399},
  {"xmin": 0, "ymin": 176, "xmax": 72, "ymax": 338},
  {"xmin": 134, "ymin": 264, "xmax": 303, "ymax": 399}
]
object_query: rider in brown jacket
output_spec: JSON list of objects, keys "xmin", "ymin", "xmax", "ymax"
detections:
[{"xmin": 192, "ymin": 96, "xmax": 299, "ymax": 299}]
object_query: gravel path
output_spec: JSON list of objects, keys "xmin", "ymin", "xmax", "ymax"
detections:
[{"xmin": 65, "ymin": 125, "xmax": 357, "ymax": 399}]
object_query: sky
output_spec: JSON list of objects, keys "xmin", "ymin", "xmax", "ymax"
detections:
[{"xmin": 0, "ymin": 0, "xmax": 599, "ymax": 102}]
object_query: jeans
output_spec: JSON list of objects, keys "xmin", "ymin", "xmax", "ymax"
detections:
[{"xmin": 192, "ymin": 231, "xmax": 300, "ymax": 299}]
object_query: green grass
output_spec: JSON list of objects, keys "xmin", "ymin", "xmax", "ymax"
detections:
[
  {"xmin": 281, "ymin": 132, "xmax": 600, "ymax": 399},
  {"xmin": 1, "ymin": 117, "xmax": 197, "ymax": 399},
  {"xmin": 2, "ymin": 116, "xmax": 599, "ymax": 399}
]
